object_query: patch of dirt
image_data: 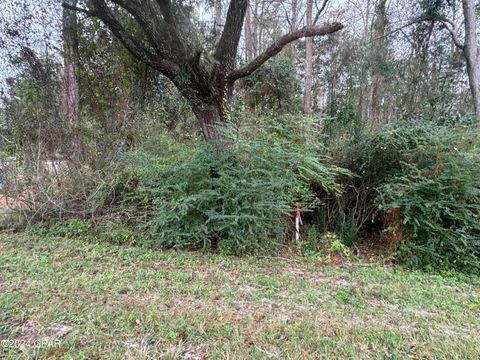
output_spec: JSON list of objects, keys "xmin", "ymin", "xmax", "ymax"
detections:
[
  {"xmin": 183, "ymin": 342, "xmax": 207, "ymax": 360},
  {"xmin": 287, "ymin": 267, "xmax": 310, "ymax": 276},
  {"xmin": 334, "ymin": 279, "xmax": 351, "ymax": 286},
  {"xmin": 122, "ymin": 294, "xmax": 154, "ymax": 307},
  {"xmin": 438, "ymin": 324, "xmax": 479, "ymax": 340},
  {"xmin": 238, "ymin": 284, "xmax": 258, "ymax": 296},
  {"xmin": 315, "ymin": 313, "xmax": 419, "ymax": 334},
  {"xmin": 152, "ymin": 261, "xmax": 177, "ymax": 271},
  {"xmin": 397, "ymin": 323, "xmax": 418, "ymax": 334},
  {"xmin": 329, "ymin": 254, "xmax": 349, "ymax": 267},
  {"xmin": 4, "ymin": 320, "xmax": 73, "ymax": 342},
  {"xmin": 0, "ymin": 196, "xmax": 19, "ymax": 209},
  {"xmin": 408, "ymin": 308, "xmax": 436, "ymax": 318},
  {"xmin": 366, "ymin": 298, "xmax": 385, "ymax": 307},
  {"xmin": 366, "ymin": 300, "xmax": 437, "ymax": 319},
  {"xmin": 383, "ymin": 208, "xmax": 404, "ymax": 243},
  {"xmin": 356, "ymin": 237, "xmax": 398, "ymax": 265},
  {"xmin": 312, "ymin": 272, "xmax": 329, "ymax": 283},
  {"xmin": 46, "ymin": 324, "xmax": 74, "ymax": 338}
]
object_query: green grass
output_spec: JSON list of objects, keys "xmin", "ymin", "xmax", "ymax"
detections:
[{"xmin": 0, "ymin": 234, "xmax": 479, "ymax": 359}]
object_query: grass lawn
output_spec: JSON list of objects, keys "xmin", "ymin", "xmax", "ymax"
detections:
[{"xmin": 0, "ymin": 234, "xmax": 479, "ymax": 359}]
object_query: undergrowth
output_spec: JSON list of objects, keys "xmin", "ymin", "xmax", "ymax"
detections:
[
  {"xmin": 327, "ymin": 121, "xmax": 480, "ymax": 273},
  {"xmin": 13, "ymin": 116, "xmax": 480, "ymax": 274},
  {"xmin": 95, "ymin": 115, "xmax": 350, "ymax": 255}
]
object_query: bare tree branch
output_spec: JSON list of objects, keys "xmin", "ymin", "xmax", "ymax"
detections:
[
  {"xmin": 154, "ymin": 1, "xmax": 182, "ymax": 39},
  {"xmin": 440, "ymin": 19, "xmax": 465, "ymax": 49},
  {"xmin": 313, "ymin": 0, "xmax": 329, "ymax": 25},
  {"xmin": 279, "ymin": 1, "xmax": 292, "ymax": 28},
  {"xmin": 228, "ymin": 22, "xmax": 344, "ymax": 81},
  {"xmin": 88, "ymin": 0, "xmax": 156, "ymax": 66},
  {"xmin": 62, "ymin": 2, "xmax": 96, "ymax": 17},
  {"xmin": 368, "ymin": 15, "xmax": 465, "ymax": 50},
  {"xmin": 109, "ymin": 0, "xmax": 140, "ymax": 15}
]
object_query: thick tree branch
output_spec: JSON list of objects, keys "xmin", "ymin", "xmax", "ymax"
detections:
[
  {"xmin": 228, "ymin": 22, "xmax": 344, "ymax": 81},
  {"xmin": 89, "ymin": 0, "xmax": 156, "ymax": 66},
  {"xmin": 154, "ymin": 0, "xmax": 190, "ymax": 60},
  {"xmin": 215, "ymin": 0, "xmax": 248, "ymax": 70},
  {"xmin": 109, "ymin": 0, "xmax": 140, "ymax": 15},
  {"xmin": 108, "ymin": 0, "xmax": 172, "ymax": 58},
  {"xmin": 155, "ymin": 0, "xmax": 177, "ymax": 25},
  {"xmin": 65, "ymin": 0, "xmax": 179, "ymax": 76}
]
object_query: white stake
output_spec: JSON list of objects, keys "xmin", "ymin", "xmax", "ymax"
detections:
[
  {"xmin": 294, "ymin": 203, "xmax": 302, "ymax": 242},
  {"xmin": 295, "ymin": 215, "xmax": 300, "ymax": 242}
]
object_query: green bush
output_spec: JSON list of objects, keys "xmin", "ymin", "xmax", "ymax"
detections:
[
  {"xmin": 377, "ymin": 125, "xmax": 480, "ymax": 273},
  {"xmin": 325, "ymin": 121, "xmax": 480, "ymax": 273},
  {"xmin": 318, "ymin": 121, "xmax": 436, "ymax": 236},
  {"xmin": 103, "ymin": 116, "xmax": 350, "ymax": 255}
]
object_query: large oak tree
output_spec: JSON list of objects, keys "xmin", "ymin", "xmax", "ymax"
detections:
[{"xmin": 64, "ymin": 0, "xmax": 344, "ymax": 140}]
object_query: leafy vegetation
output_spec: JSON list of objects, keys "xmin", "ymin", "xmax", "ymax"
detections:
[
  {"xmin": 16, "ymin": 118, "xmax": 480, "ymax": 274},
  {"xmin": 241, "ymin": 57, "xmax": 300, "ymax": 113},
  {"xmin": 323, "ymin": 121, "xmax": 480, "ymax": 273},
  {"xmin": 377, "ymin": 125, "xmax": 480, "ymax": 273},
  {"xmin": 97, "ymin": 116, "xmax": 350, "ymax": 255},
  {"xmin": 1, "ymin": 1, "xmax": 480, "ymax": 357}
]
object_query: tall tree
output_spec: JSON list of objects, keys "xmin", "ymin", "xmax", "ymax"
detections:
[
  {"xmin": 244, "ymin": 3, "xmax": 254, "ymax": 61},
  {"xmin": 289, "ymin": 0, "xmax": 299, "ymax": 64},
  {"xmin": 62, "ymin": 0, "xmax": 81, "ymax": 158},
  {"xmin": 426, "ymin": 0, "xmax": 480, "ymax": 118},
  {"xmin": 63, "ymin": 0, "xmax": 343, "ymax": 141},
  {"xmin": 62, "ymin": 0, "xmax": 80, "ymax": 123},
  {"xmin": 460, "ymin": 0, "xmax": 480, "ymax": 118},
  {"xmin": 303, "ymin": 0, "xmax": 314, "ymax": 115},
  {"xmin": 369, "ymin": 0, "xmax": 387, "ymax": 128}
]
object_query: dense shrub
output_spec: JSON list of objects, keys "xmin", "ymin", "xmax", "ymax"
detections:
[
  {"xmin": 377, "ymin": 125, "xmax": 480, "ymax": 273},
  {"xmin": 323, "ymin": 121, "xmax": 453, "ymax": 233},
  {"xmin": 326, "ymin": 121, "xmax": 480, "ymax": 273},
  {"xmin": 303, "ymin": 228, "xmax": 351, "ymax": 262},
  {"xmin": 100, "ymin": 115, "xmax": 350, "ymax": 255}
]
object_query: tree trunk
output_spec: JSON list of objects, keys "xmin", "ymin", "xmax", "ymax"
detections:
[
  {"xmin": 245, "ymin": 4, "xmax": 254, "ymax": 61},
  {"xmin": 289, "ymin": 0, "xmax": 298, "ymax": 65},
  {"xmin": 66, "ymin": 0, "xmax": 344, "ymax": 141},
  {"xmin": 253, "ymin": 0, "xmax": 260, "ymax": 57},
  {"xmin": 370, "ymin": 0, "xmax": 387, "ymax": 129},
  {"xmin": 303, "ymin": 0, "xmax": 314, "ymax": 115},
  {"xmin": 462, "ymin": 0, "xmax": 480, "ymax": 118},
  {"xmin": 196, "ymin": 102, "xmax": 224, "ymax": 141},
  {"xmin": 62, "ymin": 0, "xmax": 82, "ymax": 159},
  {"xmin": 62, "ymin": 0, "xmax": 80, "ymax": 122},
  {"xmin": 184, "ymin": 90, "xmax": 228, "ymax": 142}
]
